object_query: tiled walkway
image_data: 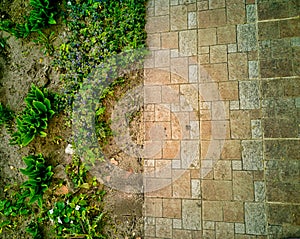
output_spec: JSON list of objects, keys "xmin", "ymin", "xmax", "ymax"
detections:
[{"xmin": 142, "ymin": 0, "xmax": 299, "ymax": 238}]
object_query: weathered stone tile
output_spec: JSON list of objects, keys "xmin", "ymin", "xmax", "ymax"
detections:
[
  {"xmin": 171, "ymin": 57, "xmax": 189, "ymax": 79},
  {"xmin": 246, "ymin": 4, "xmax": 257, "ymax": 23},
  {"xmin": 202, "ymin": 180, "xmax": 233, "ymax": 200},
  {"xmin": 251, "ymin": 119, "xmax": 262, "ymax": 139},
  {"xmin": 155, "ymin": 49, "xmax": 170, "ymax": 67},
  {"xmin": 181, "ymin": 140, "xmax": 200, "ymax": 168},
  {"xmin": 182, "ymin": 199, "xmax": 202, "ymax": 230},
  {"xmin": 271, "ymin": 38, "xmax": 292, "ymax": 59},
  {"xmin": 188, "ymin": 12, "xmax": 197, "ymax": 29},
  {"xmin": 155, "ymin": 0, "xmax": 170, "ymax": 16},
  {"xmin": 245, "ymin": 203, "xmax": 267, "ymax": 235},
  {"xmin": 232, "ymin": 160, "xmax": 242, "ymax": 170},
  {"xmin": 170, "ymin": 5, "xmax": 187, "ymax": 30},
  {"xmin": 235, "ymin": 223, "xmax": 245, "ymax": 234},
  {"xmin": 200, "ymin": 83, "xmax": 220, "ymax": 101},
  {"xmin": 223, "ymin": 201, "xmax": 244, "ymax": 222},
  {"xmin": 144, "ymin": 85, "xmax": 162, "ymax": 103},
  {"xmin": 257, "ymin": 0, "xmax": 298, "ymax": 21},
  {"xmin": 264, "ymin": 140, "xmax": 300, "ymax": 161},
  {"xmin": 239, "ymin": 81, "xmax": 260, "ymax": 109},
  {"xmin": 211, "ymin": 101, "xmax": 229, "ymax": 120},
  {"xmin": 228, "ymin": 43, "xmax": 237, "ymax": 53},
  {"xmin": 280, "ymin": 18, "xmax": 300, "ymax": 38},
  {"xmin": 230, "ymin": 110, "xmax": 251, "ymax": 139},
  {"xmin": 217, "ymin": 25, "xmax": 237, "ymax": 44},
  {"xmin": 254, "ymin": 181, "xmax": 265, "ymax": 202},
  {"xmin": 155, "ymin": 159, "xmax": 172, "ymax": 178},
  {"xmin": 179, "ymin": 30, "xmax": 197, "ymax": 56},
  {"xmin": 162, "ymin": 85, "xmax": 180, "ymax": 104},
  {"xmin": 219, "ymin": 81, "xmax": 239, "ymax": 100},
  {"xmin": 261, "ymin": 79, "xmax": 284, "ymax": 98},
  {"xmin": 230, "ymin": 100, "xmax": 239, "ymax": 110},
  {"xmin": 248, "ymin": 60, "xmax": 259, "ymax": 79},
  {"xmin": 216, "ymin": 222, "xmax": 235, "ymax": 239},
  {"xmin": 197, "ymin": 0, "xmax": 209, "ymax": 11},
  {"xmin": 214, "ymin": 160, "xmax": 232, "ymax": 180},
  {"xmin": 202, "ymin": 64, "xmax": 227, "ymax": 83},
  {"xmin": 209, "ymin": 0, "xmax": 225, "ymax": 9},
  {"xmin": 173, "ymin": 229, "xmax": 193, "ymax": 239},
  {"xmin": 260, "ymin": 58, "xmax": 294, "ymax": 78},
  {"xmin": 233, "ymin": 171, "xmax": 254, "ymax": 201},
  {"xmin": 173, "ymin": 170, "xmax": 191, "ymax": 198},
  {"xmin": 210, "ymin": 45, "xmax": 227, "ymax": 63},
  {"xmin": 198, "ymin": 28, "xmax": 217, "ymax": 46},
  {"xmin": 145, "ymin": 198, "xmax": 163, "ymax": 217},
  {"xmin": 156, "ymin": 218, "xmax": 172, "ymax": 238},
  {"xmin": 268, "ymin": 204, "xmax": 300, "ymax": 226},
  {"xmin": 228, "ymin": 53, "xmax": 248, "ymax": 80},
  {"xmin": 226, "ymin": 0, "xmax": 246, "ymax": 24},
  {"xmin": 202, "ymin": 200, "xmax": 223, "ymax": 221},
  {"xmin": 147, "ymin": 33, "xmax": 161, "ymax": 49},
  {"xmin": 198, "ymin": 9, "xmax": 226, "ymax": 28},
  {"xmin": 173, "ymin": 218, "xmax": 182, "ymax": 229},
  {"xmin": 237, "ymin": 23, "xmax": 257, "ymax": 52},
  {"xmin": 189, "ymin": 64, "xmax": 198, "ymax": 82},
  {"xmin": 161, "ymin": 32, "xmax": 178, "ymax": 49},
  {"xmin": 203, "ymin": 229, "xmax": 215, "ymax": 239},
  {"xmin": 191, "ymin": 179, "xmax": 201, "ymax": 198},
  {"xmin": 146, "ymin": 15, "xmax": 170, "ymax": 33},
  {"xmin": 258, "ymin": 21, "xmax": 280, "ymax": 40},
  {"xmin": 162, "ymin": 198, "xmax": 182, "ymax": 218},
  {"xmin": 190, "ymin": 121, "xmax": 200, "ymax": 139},
  {"xmin": 242, "ymin": 140, "xmax": 263, "ymax": 170},
  {"xmin": 203, "ymin": 221, "xmax": 215, "ymax": 230}
]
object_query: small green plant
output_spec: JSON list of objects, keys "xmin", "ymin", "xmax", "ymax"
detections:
[
  {"xmin": 11, "ymin": 84, "xmax": 55, "ymax": 147},
  {"xmin": 0, "ymin": 103, "xmax": 14, "ymax": 127},
  {"xmin": 33, "ymin": 31, "xmax": 56, "ymax": 56},
  {"xmin": 0, "ymin": 0, "xmax": 57, "ymax": 38},
  {"xmin": 20, "ymin": 154, "xmax": 53, "ymax": 207},
  {"xmin": 66, "ymin": 155, "xmax": 88, "ymax": 188},
  {"xmin": 48, "ymin": 192, "xmax": 106, "ymax": 238},
  {"xmin": 26, "ymin": 220, "xmax": 43, "ymax": 239}
]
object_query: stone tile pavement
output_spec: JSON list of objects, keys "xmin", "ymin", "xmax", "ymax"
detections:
[{"xmin": 143, "ymin": 0, "xmax": 300, "ymax": 238}]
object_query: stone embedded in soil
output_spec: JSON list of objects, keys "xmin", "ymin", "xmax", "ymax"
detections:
[{"xmin": 65, "ymin": 144, "xmax": 74, "ymax": 154}]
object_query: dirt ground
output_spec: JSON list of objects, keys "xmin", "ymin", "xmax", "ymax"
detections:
[{"xmin": 0, "ymin": 0, "xmax": 144, "ymax": 238}]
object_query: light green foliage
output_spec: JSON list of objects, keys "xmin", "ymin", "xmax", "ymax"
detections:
[
  {"xmin": 48, "ymin": 192, "xmax": 106, "ymax": 238},
  {"xmin": 20, "ymin": 154, "xmax": 53, "ymax": 207},
  {"xmin": 0, "ymin": 0, "xmax": 57, "ymax": 38},
  {"xmin": 33, "ymin": 31, "xmax": 56, "ymax": 56},
  {"xmin": 11, "ymin": 84, "xmax": 55, "ymax": 147},
  {"xmin": 66, "ymin": 155, "xmax": 88, "ymax": 188}
]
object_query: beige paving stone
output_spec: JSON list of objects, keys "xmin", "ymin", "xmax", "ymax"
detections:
[
  {"xmin": 172, "ymin": 170, "xmax": 191, "ymax": 198},
  {"xmin": 209, "ymin": 0, "xmax": 225, "ymax": 9},
  {"xmin": 200, "ymin": 63, "xmax": 228, "ymax": 82},
  {"xmin": 171, "ymin": 57, "xmax": 189, "ymax": 80},
  {"xmin": 198, "ymin": 9, "xmax": 226, "ymax": 28},
  {"xmin": 156, "ymin": 218, "xmax": 172, "ymax": 238},
  {"xmin": 170, "ymin": 5, "xmax": 188, "ymax": 30},
  {"xmin": 161, "ymin": 32, "xmax": 179, "ymax": 49},
  {"xmin": 228, "ymin": 53, "xmax": 248, "ymax": 80},
  {"xmin": 216, "ymin": 222, "xmax": 235, "ymax": 239},
  {"xmin": 181, "ymin": 140, "xmax": 200, "ymax": 168},
  {"xmin": 163, "ymin": 140, "xmax": 180, "ymax": 159},
  {"xmin": 162, "ymin": 85, "xmax": 180, "ymax": 104},
  {"xmin": 203, "ymin": 221, "xmax": 215, "ymax": 230},
  {"xmin": 214, "ymin": 160, "xmax": 232, "ymax": 180},
  {"xmin": 198, "ymin": 28, "xmax": 217, "ymax": 46},
  {"xmin": 179, "ymin": 30, "xmax": 198, "ymax": 56},
  {"xmin": 155, "ymin": 159, "xmax": 172, "ymax": 178},
  {"xmin": 230, "ymin": 110, "xmax": 251, "ymax": 139},
  {"xmin": 173, "ymin": 229, "xmax": 193, "ymax": 239},
  {"xmin": 199, "ymin": 46, "xmax": 210, "ymax": 54},
  {"xmin": 198, "ymin": 0, "xmax": 209, "ymax": 11},
  {"xmin": 217, "ymin": 25, "xmax": 237, "ymax": 44},
  {"xmin": 155, "ymin": 0, "xmax": 169, "ymax": 16},
  {"xmin": 200, "ymin": 121, "xmax": 211, "ymax": 140},
  {"xmin": 223, "ymin": 201, "xmax": 244, "ymax": 222},
  {"xmin": 188, "ymin": 12, "xmax": 197, "ymax": 29},
  {"xmin": 144, "ymin": 111, "xmax": 155, "ymax": 121},
  {"xmin": 203, "ymin": 229, "xmax": 216, "ymax": 239},
  {"xmin": 233, "ymin": 171, "xmax": 254, "ymax": 201},
  {"xmin": 155, "ymin": 104, "xmax": 171, "ymax": 121},
  {"xmin": 202, "ymin": 180, "xmax": 233, "ymax": 200},
  {"xmin": 200, "ymin": 139, "xmax": 222, "ymax": 160},
  {"xmin": 210, "ymin": 45, "xmax": 227, "ymax": 63},
  {"xmin": 145, "ymin": 121, "xmax": 171, "ymax": 140},
  {"xmin": 219, "ymin": 81, "xmax": 239, "ymax": 100},
  {"xmin": 211, "ymin": 120, "xmax": 230, "ymax": 140},
  {"xmin": 203, "ymin": 200, "xmax": 223, "ymax": 221},
  {"xmin": 211, "ymin": 101, "xmax": 229, "ymax": 120},
  {"xmin": 146, "ymin": 15, "xmax": 170, "ymax": 33},
  {"xmin": 199, "ymin": 54, "xmax": 210, "ymax": 64},
  {"xmin": 145, "ymin": 179, "xmax": 172, "ymax": 197},
  {"xmin": 144, "ymin": 85, "xmax": 162, "ymax": 104},
  {"xmin": 180, "ymin": 84, "xmax": 199, "ymax": 110},
  {"xmin": 144, "ymin": 68, "xmax": 170, "ymax": 85},
  {"xmin": 162, "ymin": 198, "xmax": 182, "ymax": 218},
  {"xmin": 221, "ymin": 140, "xmax": 242, "ymax": 160},
  {"xmin": 226, "ymin": 0, "xmax": 246, "ymax": 24},
  {"xmin": 145, "ymin": 198, "xmax": 163, "ymax": 217},
  {"xmin": 155, "ymin": 49, "xmax": 170, "ymax": 68},
  {"xmin": 147, "ymin": 33, "xmax": 161, "ymax": 49},
  {"xmin": 182, "ymin": 199, "xmax": 202, "ymax": 230}
]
